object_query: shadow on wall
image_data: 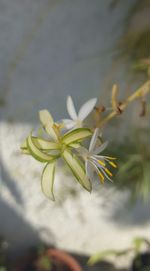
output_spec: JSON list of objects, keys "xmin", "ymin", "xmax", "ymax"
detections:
[
  {"xmin": 93, "ymin": 183, "xmax": 150, "ymax": 227},
  {"xmin": 109, "ymin": 196, "xmax": 150, "ymax": 227},
  {"xmin": 0, "ymin": 157, "xmax": 24, "ymax": 206},
  {"xmin": 0, "ymin": 199, "xmax": 40, "ymax": 256},
  {"xmin": 0, "ymin": 158, "xmax": 56, "ymax": 256},
  {"xmin": 0, "ymin": 156, "xmax": 39, "ymax": 255}
]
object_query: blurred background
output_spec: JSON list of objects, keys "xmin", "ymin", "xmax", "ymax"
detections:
[{"xmin": 0, "ymin": 0, "xmax": 150, "ymax": 270}]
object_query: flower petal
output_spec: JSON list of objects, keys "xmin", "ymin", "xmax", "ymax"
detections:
[
  {"xmin": 39, "ymin": 110, "xmax": 54, "ymax": 125},
  {"xmin": 21, "ymin": 137, "xmax": 60, "ymax": 150},
  {"xmin": 77, "ymin": 146, "xmax": 89, "ymax": 156},
  {"xmin": 89, "ymin": 128, "xmax": 100, "ymax": 152},
  {"xmin": 78, "ymin": 98, "xmax": 97, "ymax": 121},
  {"xmin": 67, "ymin": 96, "xmax": 78, "ymax": 120},
  {"xmin": 69, "ymin": 142, "xmax": 81, "ymax": 149},
  {"xmin": 20, "ymin": 138, "xmax": 28, "ymax": 150},
  {"xmin": 27, "ymin": 134, "xmax": 57, "ymax": 162},
  {"xmin": 62, "ymin": 128, "xmax": 92, "ymax": 145},
  {"xmin": 21, "ymin": 149, "xmax": 30, "ymax": 155},
  {"xmin": 39, "ymin": 110, "xmax": 57, "ymax": 140},
  {"xmin": 93, "ymin": 141, "xmax": 108, "ymax": 155},
  {"xmin": 85, "ymin": 160, "xmax": 94, "ymax": 180},
  {"xmin": 41, "ymin": 161, "xmax": 56, "ymax": 201},
  {"xmin": 62, "ymin": 149, "xmax": 91, "ymax": 191},
  {"xmin": 62, "ymin": 119, "xmax": 76, "ymax": 129}
]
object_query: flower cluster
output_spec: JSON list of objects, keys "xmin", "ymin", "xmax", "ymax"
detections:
[{"xmin": 21, "ymin": 96, "xmax": 117, "ymax": 200}]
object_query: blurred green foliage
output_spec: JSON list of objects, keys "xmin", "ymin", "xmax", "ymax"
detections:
[
  {"xmin": 88, "ymin": 237, "xmax": 150, "ymax": 269},
  {"xmin": 108, "ymin": 0, "xmax": 150, "ymax": 203},
  {"xmin": 110, "ymin": 128, "xmax": 150, "ymax": 202},
  {"xmin": 111, "ymin": 0, "xmax": 150, "ymax": 79},
  {"xmin": 36, "ymin": 245, "xmax": 52, "ymax": 271},
  {"xmin": 110, "ymin": 0, "xmax": 150, "ymax": 80}
]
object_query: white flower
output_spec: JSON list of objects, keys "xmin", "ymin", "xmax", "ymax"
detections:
[
  {"xmin": 63, "ymin": 96, "xmax": 97, "ymax": 129},
  {"xmin": 80, "ymin": 128, "xmax": 117, "ymax": 184}
]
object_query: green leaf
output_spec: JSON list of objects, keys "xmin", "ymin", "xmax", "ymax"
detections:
[
  {"xmin": 62, "ymin": 128, "xmax": 92, "ymax": 145},
  {"xmin": 27, "ymin": 135, "xmax": 57, "ymax": 163},
  {"xmin": 39, "ymin": 110, "xmax": 57, "ymax": 140},
  {"xmin": 88, "ymin": 250, "xmax": 118, "ymax": 265},
  {"xmin": 21, "ymin": 137, "xmax": 60, "ymax": 150},
  {"xmin": 41, "ymin": 161, "xmax": 56, "ymax": 201},
  {"xmin": 62, "ymin": 149, "xmax": 91, "ymax": 191}
]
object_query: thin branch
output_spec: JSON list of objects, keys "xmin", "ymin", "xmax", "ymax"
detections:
[{"xmin": 98, "ymin": 80, "xmax": 150, "ymax": 128}]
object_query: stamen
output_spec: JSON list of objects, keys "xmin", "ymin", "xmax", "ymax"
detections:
[
  {"xmin": 98, "ymin": 160, "xmax": 105, "ymax": 167},
  {"xmin": 104, "ymin": 167, "xmax": 113, "ymax": 177},
  {"xmin": 104, "ymin": 156, "xmax": 117, "ymax": 160},
  {"xmin": 101, "ymin": 168, "xmax": 113, "ymax": 183},
  {"xmin": 89, "ymin": 159, "xmax": 105, "ymax": 184},
  {"xmin": 109, "ymin": 161, "xmax": 117, "ymax": 168},
  {"xmin": 98, "ymin": 172, "xmax": 105, "ymax": 184}
]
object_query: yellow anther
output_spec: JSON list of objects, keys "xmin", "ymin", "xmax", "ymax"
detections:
[
  {"xmin": 109, "ymin": 161, "xmax": 117, "ymax": 168},
  {"xmin": 98, "ymin": 172, "xmax": 105, "ymax": 184},
  {"xmin": 98, "ymin": 160, "xmax": 105, "ymax": 167},
  {"xmin": 104, "ymin": 167, "xmax": 113, "ymax": 177}
]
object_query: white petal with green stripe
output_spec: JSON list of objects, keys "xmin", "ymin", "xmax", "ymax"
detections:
[
  {"xmin": 33, "ymin": 137, "xmax": 60, "ymax": 150},
  {"xmin": 21, "ymin": 137, "xmax": 60, "ymax": 150},
  {"xmin": 21, "ymin": 148, "xmax": 30, "ymax": 155},
  {"xmin": 27, "ymin": 135, "xmax": 57, "ymax": 162},
  {"xmin": 62, "ymin": 149, "xmax": 91, "ymax": 191},
  {"xmin": 20, "ymin": 139, "xmax": 28, "ymax": 150},
  {"xmin": 39, "ymin": 110, "xmax": 54, "ymax": 125},
  {"xmin": 41, "ymin": 161, "xmax": 56, "ymax": 201},
  {"xmin": 69, "ymin": 142, "xmax": 81, "ymax": 149},
  {"xmin": 39, "ymin": 110, "xmax": 57, "ymax": 140},
  {"xmin": 62, "ymin": 128, "xmax": 92, "ymax": 145}
]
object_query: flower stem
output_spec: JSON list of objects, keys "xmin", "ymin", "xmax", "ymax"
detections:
[{"xmin": 98, "ymin": 80, "xmax": 150, "ymax": 128}]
